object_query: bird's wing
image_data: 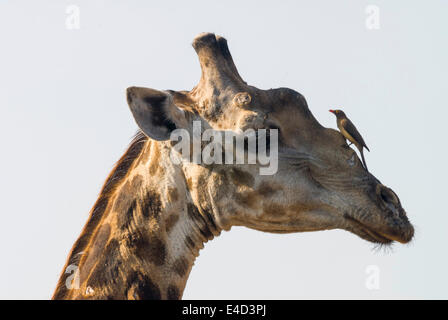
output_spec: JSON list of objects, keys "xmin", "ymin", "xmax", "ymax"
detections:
[{"xmin": 341, "ymin": 118, "xmax": 369, "ymax": 150}]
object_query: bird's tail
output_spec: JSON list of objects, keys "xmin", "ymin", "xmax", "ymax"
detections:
[{"xmin": 360, "ymin": 148, "xmax": 368, "ymax": 172}]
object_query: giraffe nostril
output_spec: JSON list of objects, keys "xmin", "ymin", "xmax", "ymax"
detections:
[{"xmin": 376, "ymin": 184, "xmax": 399, "ymax": 207}]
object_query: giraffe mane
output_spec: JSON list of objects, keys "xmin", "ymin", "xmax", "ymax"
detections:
[{"xmin": 52, "ymin": 130, "xmax": 148, "ymax": 299}]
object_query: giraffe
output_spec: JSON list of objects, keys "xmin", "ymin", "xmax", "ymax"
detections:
[{"xmin": 52, "ymin": 33, "xmax": 414, "ymax": 300}]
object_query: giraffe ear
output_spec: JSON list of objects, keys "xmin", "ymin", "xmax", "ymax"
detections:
[{"xmin": 126, "ymin": 87, "xmax": 188, "ymax": 141}]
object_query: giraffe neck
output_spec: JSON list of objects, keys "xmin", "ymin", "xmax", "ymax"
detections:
[{"xmin": 53, "ymin": 135, "xmax": 221, "ymax": 299}]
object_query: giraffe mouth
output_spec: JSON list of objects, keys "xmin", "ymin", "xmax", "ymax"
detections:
[{"xmin": 344, "ymin": 215, "xmax": 394, "ymax": 244}]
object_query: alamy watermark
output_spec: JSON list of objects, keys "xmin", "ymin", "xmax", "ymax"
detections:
[
  {"xmin": 65, "ymin": 264, "xmax": 80, "ymax": 289},
  {"xmin": 365, "ymin": 5, "xmax": 380, "ymax": 30},
  {"xmin": 65, "ymin": 5, "xmax": 80, "ymax": 30},
  {"xmin": 169, "ymin": 121, "xmax": 278, "ymax": 175},
  {"xmin": 365, "ymin": 265, "xmax": 380, "ymax": 290}
]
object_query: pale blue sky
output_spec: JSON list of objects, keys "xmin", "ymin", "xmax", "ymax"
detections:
[{"xmin": 0, "ymin": 0, "xmax": 447, "ymax": 299}]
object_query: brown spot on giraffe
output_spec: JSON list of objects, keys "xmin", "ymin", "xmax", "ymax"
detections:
[
  {"xmin": 187, "ymin": 203, "xmax": 214, "ymax": 240},
  {"xmin": 166, "ymin": 285, "xmax": 180, "ymax": 300},
  {"xmin": 85, "ymin": 238, "xmax": 121, "ymax": 289},
  {"xmin": 172, "ymin": 256, "xmax": 189, "ymax": 277},
  {"xmin": 140, "ymin": 189, "xmax": 162, "ymax": 219},
  {"xmin": 184, "ymin": 235, "xmax": 196, "ymax": 252},
  {"xmin": 126, "ymin": 271, "xmax": 161, "ymax": 300},
  {"xmin": 117, "ymin": 198, "xmax": 137, "ymax": 231},
  {"xmin": 165, "ymin": 214, "xmax": 180, "ymax": 233},
  {"xmin": 128, "ymin": 234, "xmax": 167, "ymax": 266},
  {"xmin": 116, "ymin": 187, "xmax": 162, "ymax": 232},
  {"xmin": 79, "ymin": 223, "xmax": 112, "ymax": 282},
  {"xmin": 168, "ymin": 187, "xmax": 179, "ymax": 202}
]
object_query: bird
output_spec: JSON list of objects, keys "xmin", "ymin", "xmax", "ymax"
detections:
[{"xmin": 329, "ymin": 109, "xmax": 370, "ymax": 171}]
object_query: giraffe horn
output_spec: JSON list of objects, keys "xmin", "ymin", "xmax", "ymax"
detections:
[
  {"xmin": 191, "ymin": 33, "xmax": 246, "ymax": 94},
  {"xmin": 214, "ymin": 35, "xmax": 246, "ymax": 85}
]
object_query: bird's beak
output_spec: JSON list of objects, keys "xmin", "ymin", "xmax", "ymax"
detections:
[{"xmin": 329, "ymin": 109, "xmax": 334, "ymax": 113}]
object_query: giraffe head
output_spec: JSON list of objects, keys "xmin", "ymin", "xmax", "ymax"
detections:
[{"xmin": 126, "ymin": 33, "xmax": 413, "ymax": 246}]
